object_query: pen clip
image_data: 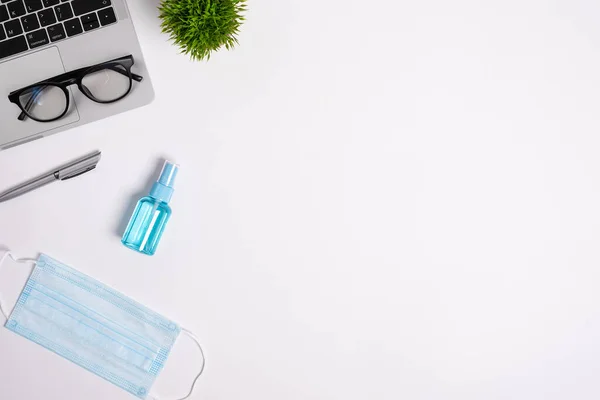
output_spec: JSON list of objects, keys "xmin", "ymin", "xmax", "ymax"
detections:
[
  {"xmin": 55, "ymin": 151, "xmax": 101, "ymax": 181},
  {"xmin": 61, "ymin": 165, "xmax": 97, "ymax": 181}
]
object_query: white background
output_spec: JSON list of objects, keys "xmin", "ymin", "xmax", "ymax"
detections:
[{"xmin": 2, "ymin": 0, "xmax": 600, "ymax": 399}]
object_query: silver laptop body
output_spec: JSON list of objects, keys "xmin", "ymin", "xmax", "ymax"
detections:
[{"xmin": 0, "ymin": 0, "xmax": 154, "ymax": 150}]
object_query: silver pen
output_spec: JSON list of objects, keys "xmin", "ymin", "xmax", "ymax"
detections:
[{"xmin": 0, "ymin": 150, "xmax": 102, "ymax": 203}]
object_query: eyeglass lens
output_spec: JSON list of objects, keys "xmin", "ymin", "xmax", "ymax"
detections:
[
  {"xmin": 81, "ymin": 64, "xmax": 131, "ymax": 102},
  {"xmin": 18, "ymin": 85, "xmax": 67, "ymax": 121}
]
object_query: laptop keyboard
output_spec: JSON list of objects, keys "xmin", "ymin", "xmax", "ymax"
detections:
[{"xmin": 0, "ymin": 0, "xmax": 117, "ymax": 61}]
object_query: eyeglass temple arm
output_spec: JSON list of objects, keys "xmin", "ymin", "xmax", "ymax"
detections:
[
  {"xmin": 105, "ymin": 65, "xmax": 143, "ymax": 82},
  {"xmin": 18, "ymin": 109, "xmax": 28, "ymax": 122}
]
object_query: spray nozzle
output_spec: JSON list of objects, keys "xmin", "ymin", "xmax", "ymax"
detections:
[{"xmin": 150, "ymin": 161, "xmax": 179, "ymax": 203}]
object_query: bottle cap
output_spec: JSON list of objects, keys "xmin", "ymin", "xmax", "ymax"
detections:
[{"xmin": 150, "ymin": 161, "xmax": 179, "ymax": 203}]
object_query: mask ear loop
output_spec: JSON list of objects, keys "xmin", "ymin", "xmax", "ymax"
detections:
[
  {"xmin": 0, "ymin": 251, "xmax": 37, "ymax": 321},
  {"xmin": 149, "ymin": 328, "xmax": 206, "ymax": 400}
]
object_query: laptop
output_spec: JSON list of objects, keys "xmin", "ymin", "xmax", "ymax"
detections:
[{"xmin": 0, "ymin": 0, "xmax": 154, "ymax": 150}]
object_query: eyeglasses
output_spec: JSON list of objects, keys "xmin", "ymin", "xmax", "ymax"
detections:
[{"xmin": 8, "ymin": 55, "xmax": 143, "ymax": 123}]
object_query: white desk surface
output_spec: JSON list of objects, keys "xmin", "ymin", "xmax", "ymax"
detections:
[{"xmin": 3, "ymin": 1, "xmax": 600, "ymax": 399}]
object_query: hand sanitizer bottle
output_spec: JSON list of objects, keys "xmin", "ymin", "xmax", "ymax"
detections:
[{"xmin": 122, "ymin": 161, "xmax": 179, "ymax": 255}]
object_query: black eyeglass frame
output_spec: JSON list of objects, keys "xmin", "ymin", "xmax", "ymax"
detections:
[{"xmin": 8, "ymin": 55, "xmax": 143, "ymax": 123}]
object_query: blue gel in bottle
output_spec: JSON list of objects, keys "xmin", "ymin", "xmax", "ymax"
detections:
[{"xmin": 122, "ymin": 161, "xmax": 179, "ymax": 255}]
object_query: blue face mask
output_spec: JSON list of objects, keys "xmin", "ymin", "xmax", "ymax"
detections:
[{"xmin": 0, "ymin": 252, "xmax": 205, "ymax": 400}]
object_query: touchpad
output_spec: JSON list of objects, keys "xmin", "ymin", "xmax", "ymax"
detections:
[{"xmin": 0, "ymin": 47, "xmax": 80, "ymax": 147}]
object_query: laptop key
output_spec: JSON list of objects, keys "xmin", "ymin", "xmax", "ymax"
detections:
[
  {"xmin": 24, "ymin": 0, "xmax": 42, "ymax": 13},
  {"xmin": 7, "ymin": 1, "xmax": 26, "ymax": 18},
  {"xmin": 98, "ymin": 7, "xmax": 115, "ymax": 26},
  {"xmin": 21, "ymin": 14, "xmax": 39, "ymax": 32},
  {"xmin": 63, "ymin": 17, "xmax": 81, "ymax": 36},
  {"xmin": 0, "ymin": 4, "xmax": 8, "ymax": 22},
  {"xmin": 42, "ymin": 0, "xmax": 59, "ymax": 7},
  {"xmin": 80, "ymin": 12, "xmax": 97, "ymax": 24},
  {"xmin": 71, "ymin": 0, "xmax": 110, "ymax": 16},
  {"xmin": 0, "ymin": 35, "xmax": 28, "ymax": 60},
  {"xmin": 53, "ymin": 3, "xmax": 71, "ymax": 21},
  {"xmin": 4, "ymin": 19, "xmax": 22, "ymax": 37},
  {"xmin": 0, "ymin": 25, "xmax": 5, "ymax": 40},
  {"xmin": 46, "ymin": 22, "xmax": 64, "ymax": 41},
  {"xmin": 26, "ymin": 28, "xmax": 48, "ymax": 48},
  {"xmin": 82, "ymin": 18, "xmax": 99, "ymax": 32},
  {"xmin": 37, "ymin": 8, "xmax": 56, "ymax": 26}
]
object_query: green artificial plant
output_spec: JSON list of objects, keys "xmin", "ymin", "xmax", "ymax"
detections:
[{"xmin": 159, "ymin": 0, "xmax": 247, "ymax": 61}]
